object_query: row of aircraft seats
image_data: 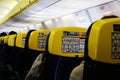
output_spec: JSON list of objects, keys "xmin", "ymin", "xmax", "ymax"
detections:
[
  {"xmin": 25, "ymin": 27, "xmax": 87, "ymax": 80},
  {"xmin": 0, "ymin": 31, "xmax": 17, "ymax": 80},
  {"xmin": 0, "ymin": 27, "xmax": 87, "ymax": 80},
  {"xmin": 0, "ymin": 15, "xmax": 120, "ymax": 80},
  {"xmin": 26, "ymin": 16, "xmax": 120, "ymax": 80},
  {"xmin": 0, "ymin": 30, "xmax": 51, "ymax": 80}
]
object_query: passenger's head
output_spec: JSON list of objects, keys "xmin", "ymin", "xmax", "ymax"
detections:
[
  {"xmin": 101, "ymin": 15, "xmax": 119, "ymax": 19},
  {"xmin": 8, "ymin": 31, "xmax": 17, "ymax": 35},
  {"xmin": 0, "ymin": 32, "xmax": 7, "ymax": 37}
]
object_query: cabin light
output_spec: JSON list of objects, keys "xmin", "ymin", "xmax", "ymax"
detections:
[
  {"xmin": 45, "ymin": 20, "xmax": 52, "ymax": 25},
  {"xmin": 36, "ymin": 23, "xmax": 42, "ymax": 27},
  {"xmin": 61, "ymin": 14, "xmax": 73, "ymax": 20},
  {"xmin": 78, "ymin": 17, "xmax": 86, "ymax": 23},
  {"xmin": 19, "ymin": 28, "xmax": 24, "ymax": 32},
  {"xmin": 102, "ymin": 11, "xmax": 113, "ymax": 16}
]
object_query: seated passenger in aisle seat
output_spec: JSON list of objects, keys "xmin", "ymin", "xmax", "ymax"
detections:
[
  {"xmin": 69, "ymin": 15, "xmax": 119, "ymax": 80},
  {"xmin": 25, "ymin": 53, "xmax": 44, "ymax": 80},
  {"xmin": 69, "ymin": 60, "xmax": 84, "ymax": 80}
]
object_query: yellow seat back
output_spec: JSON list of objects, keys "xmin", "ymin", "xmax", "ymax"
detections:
[
  {"xmin": 48, "ymin": 27, "xmax": 87, "ymax": 57},
  {"xmin": 2, "ymin": 36, "xmax": 9, "ymax": 44},
  {"xmin": 28, "ymin": 30, "xmax": 51, "ymax": 51},
  {"xmin": 0, "ymin": 37, "xmax": 4, "ymax": 43},
  {"xmin": 16, "ymin": 32, "xmax": 27, "ymax": 48},
  {"xmin": 88, "ymin": 18, "xmax": 120, "ymax": 64},
  {"xmin": 8, "ymin": 35, "xmax": 16, "ymax": 46}
]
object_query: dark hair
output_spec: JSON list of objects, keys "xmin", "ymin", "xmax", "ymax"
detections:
[
  {"xmin": 101, "ymin": 15, "xmax": 119, "ymax": 19},
  {"xmin": 0, "ymin": 32, "xmax": 7, "ymax": 37},
  {"xmin": 8, "ymin": 31, "xmax": 17, "ymax": 35}
]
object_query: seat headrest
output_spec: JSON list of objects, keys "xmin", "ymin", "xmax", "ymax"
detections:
[
  {"xmin": 16, "ymin": 32, "xmax": 27, "ymax": 48},
  {"xmin": 48, "ymin": 27, "xmax": 87, "ymax": 57},
  {"xmin": 3, "ymin": 36, "xmax": 9, "ymax": 44},
  {"xmin": 28, "ymin": 30, "xmax": 51, "ymax": 51},
  {"xmin": 0, "ymin": 37, "xmax": 2, "ymax": 42},
  {"xmin": 88, "ymin": 18, "xmax": 120, "ymax": 64},
  {"xmin": 8, "ymin": 34, "xmax": 16, "ymax": 46}
]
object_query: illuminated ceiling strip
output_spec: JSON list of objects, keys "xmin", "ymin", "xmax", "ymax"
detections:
[
  {"xmin": 0, "ymin": 6, "xmax": 11, "ymax": 10},
  {"xmin": 0, "ymin": 0, "xmax": 41, "ymax": 25}
]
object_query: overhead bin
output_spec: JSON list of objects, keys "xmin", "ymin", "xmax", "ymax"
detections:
[{"xmin": 0, "ymin": 0, "xmax": 41, "ymax": 25}]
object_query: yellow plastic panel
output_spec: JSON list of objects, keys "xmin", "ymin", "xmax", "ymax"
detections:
[
  {"xmin": 3, "ymin": 36, "xmax": 8, "ymax": 44},
  {"xmin": 29, "ymin": 30, "xmax": 51, "ymax": 51},
  {"xmin": 8, "ymin": 34, "xmax": 17, "ymax": 46},
  {"xmin": 0, "ymin": 37, "xmax": 3, "ymax": 41},
  {"xmin": 16, "ymin": 32, "xmax": 27, "ymax": 48},
  {"xmin": 48, "ymin": 27, "xmax": 87, "ymax": 58},
  {"xmin": 0, "ymin": 0, "xmax": 41, "ymax": 25},
  {"xmin": 88, "ymin": 18, "xmax": 120, "ymax": 64},
  {"xmin": 0, "ymin": 37, "xmax": 2, "ymax": 42}
]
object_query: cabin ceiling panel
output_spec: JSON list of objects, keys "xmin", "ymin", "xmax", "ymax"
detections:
[{"xmin": 0, "ymin": 0, "xmax": 114, "ymax": 30}]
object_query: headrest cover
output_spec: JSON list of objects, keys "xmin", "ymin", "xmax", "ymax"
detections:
[
  {"xmin": 48, "ymin": 27, "xmax": 87, "ymax": 57},
  {"xmin": 88, "ymin": 18, "xmax": 120, "ymax": 64},
  {"xmin": 28, "ymin": 30, "xmax": 51, "ymax": 51},
  {"xmin": 3, "ymin": 36, "xmax": 9, "ymax": 44},
  {"xmin": 0, "ymin": 37, "xmax": 2, "ymax": 42},
  {"xmin": 8, "ymin": 35, "xmax": 16, "ymax": 46},
  {"xmin": 16, "ymin": 32, "xmax": 27, "ymax": 48}
]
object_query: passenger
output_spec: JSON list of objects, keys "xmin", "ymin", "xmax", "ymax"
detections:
[
  {"xmin": 0, "ymin": 32, "xmax": 7, "ymax": 37},
  {"xmin": 8, "ymin": 31, "xmax": 17, "ymax": 35},
  {"xmin": 69, "ymin": 15, "xmax": 119, "ymax": 80},
  {"xmin": 25, "ymin": 54, "xmax": 44, "ymax": 80},
  {"xmin": 69, "ymin": 60, "xmax": 84, "ymax": 80}
]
